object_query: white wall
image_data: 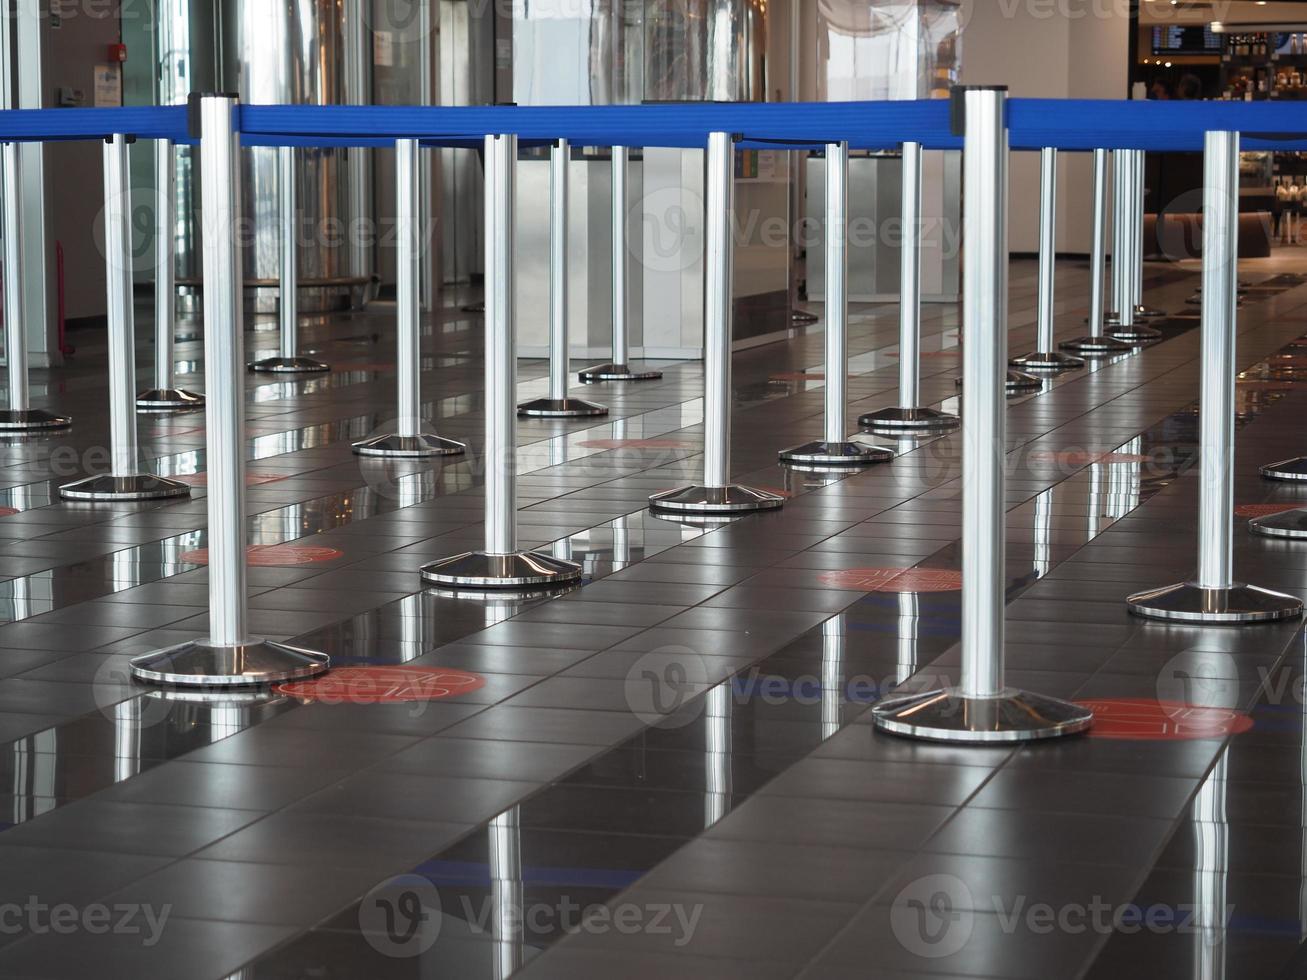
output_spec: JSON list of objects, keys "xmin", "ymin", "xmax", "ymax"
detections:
[{"xmin": 960, "ymin": 11, "xmax": 1129, "ymax": 253}]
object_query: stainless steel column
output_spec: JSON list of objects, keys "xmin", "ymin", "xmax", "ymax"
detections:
[
  {"xmin": 137, "ymin": 139, "xmax": 204, "ymax": 411},
  {"xmin": 861, "ymin": 141, "xmax": 959, "ymax": 434},
  {"xmin": 872, "ymin": 86, "xmax": 1093, "ymax": 742},
  {"xmin": 60, "ymin": 136, "xmax": 189, "ymax": 502},
  {"xmin": 1061, "ymin": 148, "xmax": 1134, "ymax": 355},
  {"xmin": 249, "ymin": 146, "xmax": 330, "ymax": 373},
  {"xmin": 518, "ymin": 139, "xmax": 606, "ymax": 419},
  {"xmin": 1011, "ymin": 148, "xmax": 1083, "ymax": 371},
  {"xmin": 353, "ymin": 139, "xmax": 465, "ymax": 458},
  {"xmin": 1107, "ymin": 149, "xmax": 1160, "ymax": 342},
  {"xmin": 1132, "ymin": 150, "xmax": 1166, "ymax": 320},
  {"xmin": 421, "ymin": 134, "xmax": 582, "ymax": 591},
  {"xmin": 1130, "ymin": 130, "xmax": 1301, "ymax": 622},
  {"xmin": 780, "ymin": 141, "xmax": 892, "ymax": 468},
  {"xmin": 0, "ymin": 0, "xmax": 66, "ymax": 431},
  {"xmin": 132, "ymin": 96, "xmax": 329, "ymax": 685},
  {"xmin": 650, "ymin": 132, "xmax": 783, "ymax": 518},
  {"xmin": 578, "ymin": 146, "xmax": 661, "ymax": 383},
  {"xmin": 0, "ymin": 138, "xmax": 68, "ymax": 431}
]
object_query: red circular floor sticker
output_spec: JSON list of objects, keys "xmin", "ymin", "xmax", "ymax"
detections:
[
  {"xmin": 579, "ymin": 438, "xmax": 691, "ymax": 450},
  {"xmin": 276, "ymin": 666, "xmax": 487, "ymax": 704},
  {"xmin": 769, "ymin": 372, "xmax": 825, "ymax": 382},
  {"xmin": 180, "ymin": 544, "xmax": 343, "ymax": 566},
  {"xmin": 1029, "ymin": 451, "xmax": 1149, "ymax": 466},
  {"xmin": 1235, "ymin": 503, "xmax": 1299, "ymax": 518},
  {"xmin": 818, "ymin": 567, "xmax": 963, "ymax": 592},
  {"xmin": 1076, "ymin": 698, "xmax": 1254, "ymax": 741},
  {"xmin": 0, "ymin": 507, "xmax": 18, "ymax": 518},
  {"xmin": 172, "ymin": 472, "xmax": 288, "ymax": 487}
]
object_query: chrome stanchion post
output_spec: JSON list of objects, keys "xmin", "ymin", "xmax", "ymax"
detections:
[
  {"xmin": 578, "ymin": 145, "xmax": 661, "ymax": 383},
  {"xmin": 650, "ymin": 132, "xmax": 784, "ymax": 518},
  {"xmin": 421, "ymin": 134, "xmax": 582, "ymax": 590},
  {"xmin": 137, "ymin": 138, "xmax": 204, "ymax": 411},
  {"xmin": 1129, "ymin": 130, "xmax": 1301, "ymax": 621},
  {"xmin": 0, "ymin": 139, "xmax": 68, "ymax": 431},
  {"xmin": 353, "ymin": 139, "xmax": 465, "ymax": 458},
  {"xmin": 1011, "ymin": 147, "xmax": 1082, "ymax": 371},
  {"xmin": 249, "ymin": 145, "xmax": 328, "ymax": 373},
  {"xmin": 132, "ymin": 96, "xmax": 329, "ymax": 685},
  {"xmin": 1107, "ymin": 149, "xmax": 1160, "ymax": 342},
  {"xmin": 860, "ymin": 141, "xmax": 959, "ymax": 433},
  {"xmin": 0, "ymin": 0, "xmax": 68, "ymax": 433},
  {"xmin": 872, "ymin": 86, "xmax": 1093, "ymax": 742},
  {"xmin": 60, "ymin": 135, "xmax": 189, "ymax": 501},
  {"xmin": 1062, "ymin": 148, "xmax": 1133, "ymax": 355},
  {"xmin": 1132, "ymin": 149, "xmax": 1166, "ymax": 320},
  {"xmin": 780, "ymin": 140, "xmax": 892, "ymax": 467},
  {"xmin": 518, "ymin": 139, "xmax": 606, "ymax": 418}
]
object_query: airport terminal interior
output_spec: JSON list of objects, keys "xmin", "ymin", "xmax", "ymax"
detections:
[{"xmin": 7, "ymin": 1, "xmax": 1307, "ymax": 978}]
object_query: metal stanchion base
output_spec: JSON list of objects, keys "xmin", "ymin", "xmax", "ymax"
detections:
[
  {"xmin": 248, "ymin": 356, "xmax": 330, "ymax": 374},
  {"xmin": 517, "ymin": 397, "xmax": 609, "ymax": 418},
  {"xmin": 59, "ymin": 474, "xmax": 191, "ymax": 501},
  {"xmin": 577, "ymin": 363, "xmax": 663, "ymax": 383},
  {"xmin": 1126, "ymin": 582, "xmax": 1303, "ymax": 624},
  {"xmin": 352, "ymin": 433, "xmax": 466, "ymax": 458},
  {"xmin": 461, "ymin": 302, "xmax": 485, "ymax": 314},
  {"xmin": 870, "ymin": 688, "xmax": 1093, "ymax": 743},
  {"xmin": 859, "ymin": 406, "xmax": 960, "ymax": 433},
  {"xmin": 1105, "ymin": 324, "xmax": 1162, "ymax": 343},
  {"xmin": 778, "ymin": 439, "xmax": 894, "ymax": 467},
  {"xmin": 791, "ymin": 309, "xmax": 819, "ymax": 325},
  {"xmin": 135, "ymin": 388, "xmax": 205, "ymax": 412},
  {"xmin": 649, "ymin": 484, "xmax": 785, "ymax": 515},
  {"xmin": 1250, "ymin": 508, "xmax": 1307, "ymax": 539},
  {"xmin": 1059, "ymin": 334, "xmax": 1136, "ymax": 355},
  {"xmin": 129, "ymin": 638, "xmax": 329, "ymax": 686},
  {"xmin": 419, "ymin": 551, "xmax": 583, "ymax": 590},
  {"xmin": 1010, "ymin": 351, "xmax": 1086, "ymax": 371},
  {"xmin": 1260, "ymin": 456, "xmax": 1307, "ymax": 481},
  {"xmin": 1135, "ymin": 304, "xmax": 1167, "ymax": 320},
  {"xmin": 1006, "ymin": 370, "xmax": 1043, "ymax": 392},
  {"xmin": 0, "ymin": 409, "xmax": 72, "ymax": 431}
]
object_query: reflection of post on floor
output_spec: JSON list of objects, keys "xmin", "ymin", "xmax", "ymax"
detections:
[
  {"xmin": 1129, "ymin": 129, "xmax": 1301, "ymax": 623},
  {"xmin": 130, "ymin": 95, "xmax": 329, "ymax": 686},
  {"xmin": 489, "ymin": 807, "xmax": 523, "ymax": 980},
  {"xmin": 137, "ymin": 138, "xmax": 205, "ymax": 412},
  {"xmin": 870, "ymin": 86, "xmax": 1093, "ymax": 743}
]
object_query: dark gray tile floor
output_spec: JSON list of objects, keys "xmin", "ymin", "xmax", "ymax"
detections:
[{"xmin": 0, "ymin": 263, "xmax": 1306, "ymax": 977}]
